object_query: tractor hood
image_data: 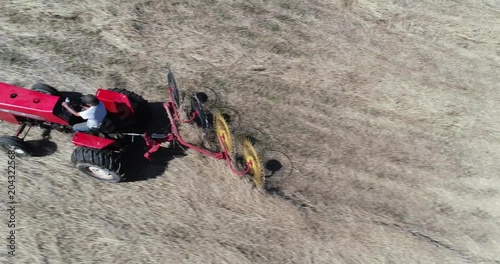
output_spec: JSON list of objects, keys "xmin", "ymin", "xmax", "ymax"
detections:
[{"xmin": 0, "ymin": 82, "xmax": 69, "ymax": 125}]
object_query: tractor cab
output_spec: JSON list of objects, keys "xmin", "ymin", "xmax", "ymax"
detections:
[{"xmin": 56, "ymin": 88, "xmax": 150, "ymax": 135}]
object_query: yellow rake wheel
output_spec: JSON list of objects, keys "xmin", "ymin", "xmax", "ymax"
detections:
[
  {"xmin": 243, "ymin": 138, "xmax": 264, "ymax": 189},
  {"xmin": 214, "ymin": 111, "xmax": 234, "ymax": 153}
]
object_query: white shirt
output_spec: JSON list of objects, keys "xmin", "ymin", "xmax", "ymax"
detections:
[{"xmin": 79, "ymin": 102, "xmax": 107, "ymax": 128}]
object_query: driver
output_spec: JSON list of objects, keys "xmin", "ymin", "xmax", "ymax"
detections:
[{"xmin": 62, "ymin": 94, "xmax": 107, "ymax": 132}]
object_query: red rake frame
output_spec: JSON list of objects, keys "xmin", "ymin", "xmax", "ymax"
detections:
[{"xmin": 141, "ymin": 76, "xmax": 252, "ymax": 177}]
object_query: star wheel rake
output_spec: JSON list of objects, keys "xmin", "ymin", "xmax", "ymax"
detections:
[
  {"xmin": 242, "ymin": 138, "xmax": 264, "ymax": 189},
  {"xmin": 164, "ymin": 70, "xmax": 265, "ymax": 189},
  {"xmin": 214, "ymin": 111, "xmax": 234, "ymax": 153}
]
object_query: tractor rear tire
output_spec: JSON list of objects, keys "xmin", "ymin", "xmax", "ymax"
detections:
[
  {"xmin": 0, "ymin": 136, "xmax": 31, "ymax": 157},
  {"xmin": 32, "ymin": 83, "xmax": 60, "ymax": 96},
  {"xmin": 71, "ymin": 147, "xmax": 125, "ymax": 182},
  {"xmin": 108, "ymin": 88, "xmax": 147, "ymax": 107},
  {"xmin": 108, "ymin": 88, "xmax": 149, "ymax": 126}
]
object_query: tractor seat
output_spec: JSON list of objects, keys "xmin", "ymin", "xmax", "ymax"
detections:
[{"xmin": 88, "ymin": 117, "xmax": 116, "ymax": 136}]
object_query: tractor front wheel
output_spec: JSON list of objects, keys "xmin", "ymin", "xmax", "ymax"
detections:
[
  {"xmin": 0, "ymin": 136, "xmax": 31, "ymax": 157},
  {"xmin": 31, "ymin": 83, "xmax": 60, "ymax": 96},
  {"xmin": 71, "ymin": 147, "xmax": 125, "ymax": 182}
]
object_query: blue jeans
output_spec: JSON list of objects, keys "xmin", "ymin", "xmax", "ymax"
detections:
[{"xmin": 73, "ymin": 122, "xmax": 90, "ymax": 132}]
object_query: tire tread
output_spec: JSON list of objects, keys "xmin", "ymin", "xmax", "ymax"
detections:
[
  {"xmin": 31, "ymin": 83, "xmax": 60, "ymax": 96},
  {"xmin": 71, "ymin": 147, "xmax": 125, "ymax": 181}
]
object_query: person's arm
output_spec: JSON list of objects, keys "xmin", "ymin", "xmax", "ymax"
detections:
[{"xmin": 62, "ymin": 102, "xmax": 81, "ymax": 117}]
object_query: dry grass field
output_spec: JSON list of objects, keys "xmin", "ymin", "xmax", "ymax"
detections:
[{"xmin": 0, "ymin": 0, "xmax": 499, "ymax": 263}]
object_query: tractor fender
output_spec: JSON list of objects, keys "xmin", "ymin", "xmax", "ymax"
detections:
[{"xmin": 72, "ymin": 132, "xmax": 116, "ymax": 149}]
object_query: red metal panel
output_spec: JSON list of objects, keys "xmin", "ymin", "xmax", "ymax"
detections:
[
  {"xmin": 0, "ymin": 82, "xmax": 69, "ymax": 125},
  {"xmin": 71, "ymin": 132, "xmax": 116, "ymax": 149},
  {"xmin": 95, "ymin": 89, "xmax": 134, "ymax": 118},
  {"xmin": 0, "ymin": 111, "xmax": 19, "ymax": 124}
]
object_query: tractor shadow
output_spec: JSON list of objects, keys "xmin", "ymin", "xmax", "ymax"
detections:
[
  {"xmin": 122, "ymin": 144, "xmax": 187, "ymax": 182},
  {"xmin": 26, "ymin": 139, "xmax": 58, "ymax": 157},
  {"xmin": 145, "ymin": 102, "xmax": 172, "ymax": 134},
  {"xmin": 23, "ymin": 129, "xmax": 60, "ymax": 157},
  {"xmin": 120, "ymin": 101, "xmax": 186, "ymax": 182}
]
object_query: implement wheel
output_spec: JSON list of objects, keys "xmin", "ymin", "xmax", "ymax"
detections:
[
  {"xmin": 168, "ymin": 70, "xmax": 181, "ymax": 108},
  {"xmin": 214, "ymin": 111, "xmax": 234, "ymax": 153},
  {"xmin": 243, "ymin": 138, "xmax": 264, "ymax": 189}
]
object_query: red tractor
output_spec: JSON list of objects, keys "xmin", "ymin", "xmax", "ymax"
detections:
[{"xmin": 0, "ymin": 71, "xmax": 264, "ymax": 187}]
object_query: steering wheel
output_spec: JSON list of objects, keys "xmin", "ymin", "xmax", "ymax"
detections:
[{"xmin": 61, "ymin": 98, "xmax": 84, "ymax": 119}]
